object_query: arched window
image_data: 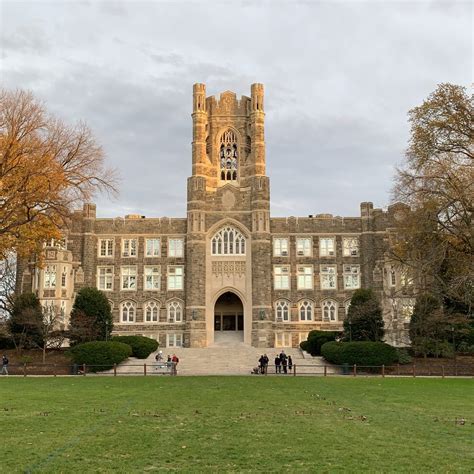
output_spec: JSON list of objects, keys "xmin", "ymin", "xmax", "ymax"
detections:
[
  {"xmin": 299, "ymin": 300, "xmax": 313, "ymax": 321},
  {"xmin": 211, "ymin": 226, "xmax": 246, "ymax": 255},
  {"xmin": 219, "ymin": 129, "xmax": 238, "ymax": 181},
  {"xmin": 121, "ymin": 301, "xmax": 135, "ymax": 323},
  {"xmin": 322, "ymin": 300, "xmax": 337, "ymax": 322},
  {"xmin": 168, "ymin": 300, "xmax": 182, "ymax": 323},
  {"xmin": 144, "ymin": 301, "xmax": 159, "ymax": 322},
  {"xmin": 275, "ymin": 300, "xmax": 290, "ymax": 322}
]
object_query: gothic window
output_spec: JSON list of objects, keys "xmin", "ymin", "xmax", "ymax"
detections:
[
  {"xmin": 322, "ymin": 300, "xmax": 337, "ymax": 322},
  {"xmin": 219, "ymin": 129, "xmax": 238, "ymax": 181},
  {"xmin": 121, "ymin": 301, "xmax": 135, "ymax": 323},
  {"xmin": 211, "ymin": 226, "xmax": 246, "ymax": 255},
  {"xmin": 144, "ymin": 301, "xmax": 159, "ymax": 322},
  {"xmin": 299, "ymin": 300, "xmax": 313, "ymax": 321},
  {"xmin": 168, "ymin": 300, "xmax": 183, "ymax": 323},
  {"xmin": 275, "ymin": 300, "xmax": 290, "ymax": 322}
]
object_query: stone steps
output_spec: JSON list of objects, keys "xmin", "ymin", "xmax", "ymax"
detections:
[{"xmin": 113, "ymin": 345, "xmax": 339, "ymax": 376}]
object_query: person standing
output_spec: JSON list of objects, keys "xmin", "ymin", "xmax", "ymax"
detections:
[
  {"xmin": 1, "ymin": 354, "xmax": 9, "ymax": 376},
  {"xmin": 279, "ymin": 350, "xmax": 288, "ymax": 374},
  {"xmin": 288, "ymin": 355, "xmax": 293, "ymax": 372},
  {"xmin": 263, "ymin": 354, "xmax": 269, "ymax": 374},
  {"xmin": 274, "ymin": 354, "xmax": 281, "ymax": 374},
  {"xmin": 171, "ymin": 354, "xmax": 179, "ymax": 376},
  {"xmin": 258, "ymin": 355, "xmax": 265, "ymax": 374}
]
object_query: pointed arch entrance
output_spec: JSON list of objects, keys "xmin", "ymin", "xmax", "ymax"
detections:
[{"xmin": 214, "ymin": 291, "xmax": 244, "ymax": 344}]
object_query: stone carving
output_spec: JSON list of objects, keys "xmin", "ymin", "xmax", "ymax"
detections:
[
  {"xmin": 212, "ymin": 261, "xmax": 246, "ymax": 276},
  {"xmin": 222, "ymin": 190, "xmax": 236, "ymax": 210}
]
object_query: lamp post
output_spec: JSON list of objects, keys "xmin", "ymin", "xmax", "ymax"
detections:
[
  {"xmin": 349, "ymin": 319, "xmax": 352, "ymax": 342},
  {"xmin": 105, "ymin": 320, "xmax": 109, "ymax": 342}
]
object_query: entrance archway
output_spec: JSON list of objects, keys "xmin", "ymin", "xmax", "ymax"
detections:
[{"xmin": 214, "ymin": 291, "xmax": 244, "ymax": 344}]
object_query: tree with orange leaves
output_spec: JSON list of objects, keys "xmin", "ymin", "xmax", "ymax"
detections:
[{"xmin": 0, "ymin": 88, "xmax": 117, "ymax": 260}]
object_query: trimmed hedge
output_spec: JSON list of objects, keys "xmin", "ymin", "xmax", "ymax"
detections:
[
  {"xmin": 299, "ymin": 330, "xmax": 338, "ymax": 356},
  {"xmin": 68, "ymin": 341, "xmax": 132, "ymax": 371},
  {"xmin": 111, "ymin": 335, "xmax": 158, "ymax": 359},
  {"xmin": 321, "ymin": 341, "xmax": 398, "ymax": 366}
]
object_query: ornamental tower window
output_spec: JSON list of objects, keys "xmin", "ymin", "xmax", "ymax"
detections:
[
  {"xmin": 219, "ymin": 129, "xmax": 238, "ymax": 181},
  {"xmin": 211, "ymin": 226, "xmax": 246, "ymax": 255}
]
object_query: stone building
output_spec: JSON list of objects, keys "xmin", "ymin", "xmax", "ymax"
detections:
[{"xmin": 17, "ymin": 84, "xmax": 415, "ymax": 348}]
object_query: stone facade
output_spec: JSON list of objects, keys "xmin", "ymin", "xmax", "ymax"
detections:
[{"xmin": 18, "ymin": 84, "xmax": 414, "ymax": 348}]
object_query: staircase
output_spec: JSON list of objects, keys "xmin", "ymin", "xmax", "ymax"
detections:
[{"xmin": 114, "ymin": 340, "xmax": 339, "ymax": 376}]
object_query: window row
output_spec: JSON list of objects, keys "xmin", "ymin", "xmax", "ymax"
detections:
[
  {"xmin": 98, "ymin": 238, "xmax": 184, "ymax": 258},
  {"xmin": 275, "ymin": 299, "xmax": 345, "ymax": 323},
  {"xmin": 120, "ymin": 300, "xmax": 184, "ymax": 324},
  {"xmin": 273, "ymin": 236, "xmax": 359, "ymax": 257},
  {"xmin": 97, "ymin": 266, "xmax": 184, "ymax": 291},
  {"xmin": 274, "ymin": 265, "xmax": 360, "ymax": 290},
  {"xmin": 42, "ymin": 265, "xmax": 68, "ymax": 289}
]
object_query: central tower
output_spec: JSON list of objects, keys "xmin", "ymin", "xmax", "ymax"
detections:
[{"xmin": 185, "ymin": 84, "xmax": 272, "ymax": 347}]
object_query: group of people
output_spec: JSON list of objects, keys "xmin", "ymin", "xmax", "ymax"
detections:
[
  {"xmin": 257, "ymin": 351, "xmax": 293, "ymax": 374},
  {"xmin": 155, "ymin": 351, "xmax": 179, "ymax": 375}
]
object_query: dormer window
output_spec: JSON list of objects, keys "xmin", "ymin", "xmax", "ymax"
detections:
[{"xmin": 219, "ymin": 129, "xmax": 238, "ymax": 181}]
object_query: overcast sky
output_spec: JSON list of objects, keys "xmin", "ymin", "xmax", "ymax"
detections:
[{"xmin": 0, "ymin": 0, "xmax": 472, "ymax": 218}]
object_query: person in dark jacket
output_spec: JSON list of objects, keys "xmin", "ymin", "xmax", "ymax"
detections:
[
  {"xmin": 274, "ymin": 354, "xmax": 281, "ymax": 374},
  {"xmin": 288, "ymin": 355, "xmax": 293, "ymax": 372},
  {"xmin": 2, "ymin": 354, "xmax": 9, "ymax": 376},
  {"xmin": 263, "ymin": 354, "xmax": 269, "ymax": 374}
]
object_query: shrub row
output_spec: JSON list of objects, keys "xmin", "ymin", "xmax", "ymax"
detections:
[
  {"xmin": 111, "ymin": 335, "xmax": 158, "ymax": 359},
  {"xmin": 68, "ymin": 341, "xmax": 132, "ymax": 372},
  {"xmin": 321, "ymin": 341, "xmax": 398, "ymax": 366},
  {"xmin": 300, "ymin": 330, "xmax": 339, "ymax": 356}
]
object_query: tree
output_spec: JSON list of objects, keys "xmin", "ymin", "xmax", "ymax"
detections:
[
  {"xmin": 0, "ymin": 89, "xmax": 117, "ymax": 262},
  {"xmin": 8, "ymin": 292, "xmax": 44, "ymax": 351},
  {"xmin": 69, "ymin": 287, "xmax": 113, "ymax": 345},
  {"xmin": 392, "ymin": 83, "xmax": 473, "ymax": 314},
  {"xmin": 343, "ymin": 289, "xmax": 384, "ymax": 342},
  {"xmin": 0, "ymin": 253, "xmax": 16, "ymax": 317}
]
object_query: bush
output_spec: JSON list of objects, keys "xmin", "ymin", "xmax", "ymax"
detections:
[
  {"xmin": 299, "ymin": 330, "xmax": 338, "ymax": 356},
  {"xmin": 68, "ymin": 341, "xmax": 132, "ymax": 371},
  {"xmin": 321, "ymin": 341, "xmax": 398, "ymax": 366},
  {"xmin": 111, "ymin": 335, "xmax": 158, "ymax": 359},
  {"xmin": 395, "ymin": 348, "xmax": 412, "ymax": 365}
]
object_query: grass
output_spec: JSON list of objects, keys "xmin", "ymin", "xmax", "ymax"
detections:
[{"xmin": 1, "ymin": 377, "xmax": 473, "ymax": 472}]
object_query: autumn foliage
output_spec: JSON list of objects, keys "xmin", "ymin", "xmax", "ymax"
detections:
[{"xmin": 0, "ymin": 89, "xmax": 117, "ymax": 260}]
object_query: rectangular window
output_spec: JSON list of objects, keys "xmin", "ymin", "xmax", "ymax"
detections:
[
  {"xmin": 121, "ymin": 266, "xmax": 137, "ymax": 290},
  {"xmin": 98, "ymin": 239, "xmax": 114, "ymax": 257},
  {"xmin": 297, "ymin": 265, "xmax": 313, "ymax": 290},
  {"xmin": 343, "ymin": 265, "xmax": 360, "ymax": 289},
  {"xmin": 168, "ymin": 238, "xmax": 184, "ymax": 257},
  {"xmin": 273, "ymin": 238, "xmax": 289, "ymax": 257},
  {"xmin": 389, "ymin": 267, "xmax": 397, "ymax": 287},
  {"xmin": 144, "ymin": 266, "xmax": 161, "ymax": 290},
  {"xmin": 274, "ymin": 265, "xmax": 290, "ymax": 290},
  {"xmin": 122, "ymin": 239, "xmax": 137, "ymax": 257},
  {"xmin": 343, "ymin": 237, "xmax": 359, "ymax": 257},
  {"xmin": 296, "ymin": 238, "xmax": 312, "ymax": 257},
  {"xmin": 275, "ymin": 333, "xmax": 292, "ymax": 347},
  {"xmin": 400, "ymin": 268, "xmax": 414, "ymax": 287},
  {"xmin": 167, "ymin": 266, "xmax": 184, "ymax": 290},
  {"xmin": 299, "ymin": 332, "xmax": 309, "ymax": 344},
  {"xmin": 44, "ymin": 265, "xmax": 57, "ymax": 288},
  {"xmin": 145, "ymin": 238, "xmax": 161, "ymax": 257},
  {"xmin": 97, "ymin": 266, "xmax": 114, "ymax": 291},
  {"xmin": 167, "ymin": 333, "xmax": 183, "ymax": 348},
  {"xmin": 320, "ymin": 265, "xmax": 337, "ymax": 290},
  {"xmin": 319, "ymin": 237, "xmax": 335, "ymax": 257},
  {"xmin": 61, "ymin": 267, "xmax": 67, "ymax": 288}
]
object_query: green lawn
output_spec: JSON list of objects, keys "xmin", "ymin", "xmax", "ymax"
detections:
[{"xmin": 1, "ymin": 377, "xmax": 473, "ymax": 472}]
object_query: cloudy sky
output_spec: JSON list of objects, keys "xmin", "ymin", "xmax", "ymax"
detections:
[{"xmin": 0, "ymin": 0, "xmax": 472, "ymax": 218}]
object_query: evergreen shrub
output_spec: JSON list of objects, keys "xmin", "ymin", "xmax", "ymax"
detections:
[
  {"xmin": 321, "ymin": 341, "xmax": 398, "ymax": 366},
  {"xmin": 68, "ymin": 341, "xmax": 132, "ymax": 371},
  {"xmin": 111, "ymin": 335, "xmax": 158, "ymax": 359}
]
